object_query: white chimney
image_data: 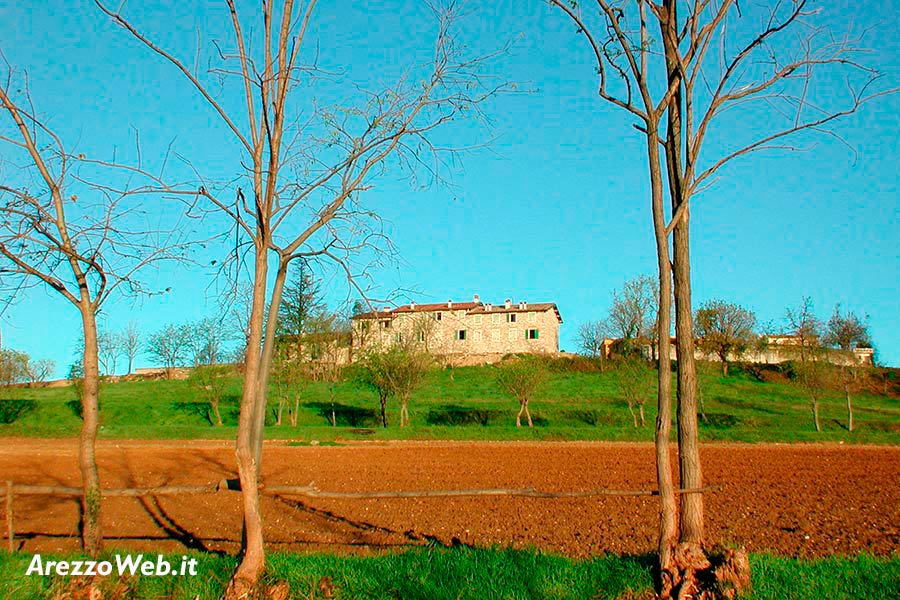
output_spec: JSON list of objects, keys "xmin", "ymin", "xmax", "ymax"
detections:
[
  {"xmin": 382, "ymin": 305, "xmax": 391, "ymax": 312},
  {"xmin": 447, "ymin": 299, "xmax": 453, "ymax": 309},
  {"xmin": 473, "ymin": 294, "xmax": 480, "ymax": 303},
  {"xmin": 504, "ymin": 298, "xmax": 512, "ymax": 309},
  {"xmin": 519, "ymin": 301, "xmax": 526, "ymax": 310},
  {"xmin": 485, "ymin": 303, "xmax": 493, "ymax": 311},
  {"xmin": 410, "ymin": 301, "xmax": 416, "ymax": 310}
]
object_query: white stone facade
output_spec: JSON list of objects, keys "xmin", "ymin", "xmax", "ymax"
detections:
[{"xmin": 352, "ymin": 296, "xmax": 562, "ymax": 359}]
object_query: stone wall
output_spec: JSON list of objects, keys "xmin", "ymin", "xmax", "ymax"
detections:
[{"xmin": 353, "ymin": 304, "xmax": 560, "ymax": 356}]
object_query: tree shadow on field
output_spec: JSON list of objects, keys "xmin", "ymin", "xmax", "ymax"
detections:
[
  {"xmin": 172, "ymin": 395, "xmax": 241, "ymax": 425},
  {"xmin": 699, "ymin": 413, "xmax": 740, "ymax": 429},
  {"xmin": 271, "ymin": 495, "xmax": 476, "ymax": 550},
  {"xmin": 305, "ymin": 401, "xmax": 378, "ymax": 427},
  {"xmin": 426, "ymin": 404, "xmax": 501, "ymax": 426},
  {"xmin": 136, "ymin": 495, "xmax": 225, "ymax": 555}
]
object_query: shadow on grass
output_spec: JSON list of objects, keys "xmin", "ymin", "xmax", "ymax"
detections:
[
  {"xmin": 172, "ymin": 395, "xmax": 240, "ymax": 426},
  {"xmin": 305, "ymin": 401, "xmax": 378, "ymax": 427},
  {"xmin": 0, "ymin": 398, "xmax": 36, "ymax": 424},
  {"xmin": 426, "ymin": 404, "xmax": 501, "ymax": 426}
]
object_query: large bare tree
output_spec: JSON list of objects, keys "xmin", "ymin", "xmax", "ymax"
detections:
[
  {"xmin": 0, "ymin": 68, "xmax": 189, "ymax": 555},
  {"xmin": 547, "ymin": 0, "xmax": 891, "ymax": 595},
  {"xmin": 96, "ymin": 1, "xmax": 502, "ymax": 594},
  {"xmin": 694, "ymin": 299, "xmax": 756, "ymax": 376}
]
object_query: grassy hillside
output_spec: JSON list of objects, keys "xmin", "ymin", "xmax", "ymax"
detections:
[{"xmin": 1, "ymin": 361, "xmax": 898, "ymax": 443}]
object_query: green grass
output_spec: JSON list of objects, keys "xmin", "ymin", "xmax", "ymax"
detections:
[
  {"xmin": 1, "ymin": 363, "xmax": 898, "ymax": 443},
  {"xmin": 0, "ymin": 548, "xmax": 897, "ymax": 599}
]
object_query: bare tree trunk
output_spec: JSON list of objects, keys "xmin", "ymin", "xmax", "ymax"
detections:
[
  {"xmin": 516, "ymin": 401, "xmax": 524, "ymax": 427},
  {"xmin": 227, "ymin": 247, "xmax": 269, "ymax": 598},
  {"xmin": 330, "ymin": 385, "xmax": 336, "ymax": 427},
  {"xmin": 639, "ymin": 404, "xmax": 646, "ymax": 428},
  {"xmin": 845, "ymin": 384, "xmax": 853, "ymax": 433},
  {"xmin": 252, "ymin": 259, "xmax": 290, "ymax": 467},
  {"xmin": 212, "ymin": 400, "xmax": 223, "ymax": 426},
  {"xmin": 628, "ymin": 403, "xmax": 638, "ymax": 428},
  {"xmin": 276, "ymin": 398, "xmax": 284, "ymax": 426},
  {"xmin": 78, "ymin": 301, "xmax": 102, "ymax": 557},
  {"xmin": 813, "ymin": 398, "xmax": 821, "ymax": 432},
  {"xmin": 721, "ymin": 360, "xmax": 729, "ymax": 377},
  {"xmin": 400, "ymin": 397, "xmax": 409, "ymax": 427},
  {"xmin": 661, "ymin": 3, "xmax": 706, "ymax": 588},
  {"xmin": 291, "ymin": 396, "xmax": 300, "ymax": 427},
  {"xmin": 646, "ymin": 122, "xmax": 678, "ymax": 594},
  {"xmin": 524, "ymin": 398, "xmax": 533, "ymax": 428},
  {"xmin": 380, "ymin": 392, "xmax": 388, "ymax": 428}
]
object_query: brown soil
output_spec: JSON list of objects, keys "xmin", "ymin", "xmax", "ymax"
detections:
[{"xmin": 1, "ymin": 440, "xmax": 898, "ymax": 558}]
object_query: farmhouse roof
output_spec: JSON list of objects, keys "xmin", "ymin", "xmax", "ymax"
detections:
[{"xmin": 352, "ymin": 300, "xmax": 563, "ymax": 323}]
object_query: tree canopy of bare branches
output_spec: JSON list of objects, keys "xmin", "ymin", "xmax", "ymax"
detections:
[
  {"xmin": 547, "ymin": 0, "xmax": 893, "ymax": 595},
  {"xmin": 694, "ymin": 299, "xmax": 756, "ymax": 376},
  {"xmin": 0, "ymin": 60, "xmax": 192, "ymax": 555},
  {"xmin": 96, "ymin": 1, "xmax": 505, "ymax": 593}
]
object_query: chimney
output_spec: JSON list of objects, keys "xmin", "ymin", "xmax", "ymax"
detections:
[
  {"xmin": 447, "ymin": 299, "xmax": 453, "ymax": 309},
  {"xmin": 504, "ymin": 298, "xmax": 512, "ymax": 309},
  {"xmin": 519, "ymin": 301, "xmax": 527, "ymax": 310},
  {"xmin": 410, "ymin": 301, "xmax": 416, "ymax": 310},
  {"xmin": 485, "ymin": 303, "xmax": 493, "ymax": 311},
  {"xmin": 473, "ymin": 294, "xmax": 480, "ymax": 303}
]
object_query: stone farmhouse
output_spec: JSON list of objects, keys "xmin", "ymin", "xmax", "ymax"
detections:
[{"xmin": 351, "ymin": 295, "xmax": 563, "ymax": 362}]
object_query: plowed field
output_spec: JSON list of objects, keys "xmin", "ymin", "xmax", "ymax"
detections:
[{"xmin": 2, "ymin": 440, "xmax": 898, "ymax": 557}]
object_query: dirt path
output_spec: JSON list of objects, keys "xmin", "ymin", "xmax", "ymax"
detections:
[{"xmin": 1, "ymin": 440, "xmax": 898, "ymax": 557}]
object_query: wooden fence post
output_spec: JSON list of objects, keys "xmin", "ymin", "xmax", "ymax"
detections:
[{"xmin": 5, "ymin": 481, "xmax": 12, "ymax": 553}]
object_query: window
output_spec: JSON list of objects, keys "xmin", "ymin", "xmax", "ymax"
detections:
[
  {"xmin": 435, "ymin": 312, "xmax": 442, "ymax": 321},
  {"xmin": 456, "ymin": 330, "xmax": 467, "ymax": 341},
  {"xmin": 508, "ymin": 329, "xmax": 518, "ymax": 341},
  {"xmin": 492, "ymin": 313, "xmax": 501, "ymax": 324},
  {"xmin": 473, "ymin": 314, "xmax": 482, "ymax": 325},
  {"xmin": 380, "ymin": 319, "xmax": 391, "ymax": 329},
  {"xmin": 418, "ymin": 331, "xmax": 425, "ymax": 342},
  {"xmin": 473, "ymin": 331, "xmax": 483, "ymax": 342},
  {"xmin": 528, "ymin": 311, "xmax": 537, "ymax": 323},
  {"xmin": 395, "ymin": 333, "xmax": 403, "ymax": 343},
  {"xmin": 491, "ymin": 330, "xmax": 501, "ymax": 341},
  {"xmin": 457, "ymin": 310, "xmax": 465, "ymax": 319},
  {"xmin": 527, "ymin": 329, "xmax": 539, "ymax": 340},
  {"xmin": 506, "ymin": 313, "xmax": 517, "ymax": 323}
]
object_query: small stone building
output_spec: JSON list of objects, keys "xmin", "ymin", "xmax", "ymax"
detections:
[{"xmin": 351, "ymin": 295, "xmax": 563, "ymax": 361}]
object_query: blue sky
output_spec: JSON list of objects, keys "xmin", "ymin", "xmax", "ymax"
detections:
[{"xmin": 1, "ymin": 0, "xmax": 898, "ymax": 374}]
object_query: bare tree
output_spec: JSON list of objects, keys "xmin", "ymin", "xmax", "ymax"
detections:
[
  {"xmin": 793, "ymin": 344, "xmax": 833, "ymax": 433},
  {"xmin": 576, "ymin": 319, "xmax": 611, "ymax": 369},
  {"xmin": 97, "ymin": 328, "xmax": 121, "ymax": 376},
  {"xmin": 694, "ymin": 300, "xmax": 756, "ymax": 376},
  {"xmin": 547, "ymin": 0, "xmax": 891, "ymax": 595},
  {"xmin": 188, "ymin": 364, "xmax": 232, "ymax": 426},
  {"xmin": 146, "ymin": 324, "xmax": 191, "ymax": 377},
  {"xmin": 187, "ymin": 317, "xmax": 231, "ymax": 366},
  {"xmin": 824, "ymin": 304, "xmax": 871, "ymax": 432},
  {"xmin": 0, "ymin": 348, "xmax": 29, "ymax": 388},
  {"xmin": 786, "ymin": 297, "xmax": 822, "ymax": 362},
  {"xmin": 355, "ymin": 345, "xmax": 432, "ymax": 428},
  {"xmin": 96, "ymin": 2, "xmax": 503, "ymax": 591},
  {"xmin": 121, "ymin": 321, "xmax": 141, "ymax": 375},
  {"xmin": 608, "ymin": 275, "xmax": 658, "ymax": 353},
  {"xmin": 27, "ymin": 358, "xmax": 56, "ymax": 384},
  {"xmin": 0, "ymin": 67, "xmax": 189, "ymax": 555},
  {"xmin": 495, "ymin": 357, "xmax": 547, "ymax": 428},
  {"xmin": 615, "ymin": 355, "xmax": 652, "ymax": 427}
]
